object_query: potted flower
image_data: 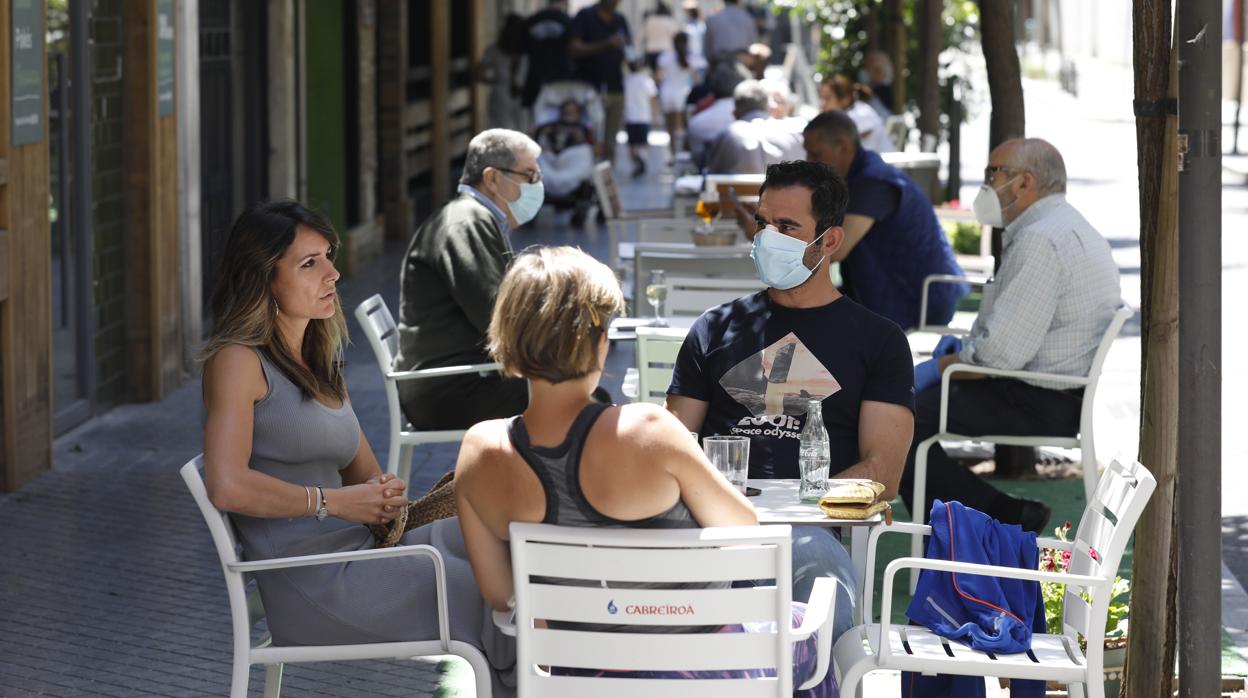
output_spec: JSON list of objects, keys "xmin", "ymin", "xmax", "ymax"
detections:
[{"xmin": 1039, "ymin": 521, "xmax": 1131, "ymax": 697}]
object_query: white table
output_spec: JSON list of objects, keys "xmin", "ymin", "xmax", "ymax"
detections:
[
  {"xmin": 747, "ymin": 478, "xmax": 882, "ymax": 621},
  {"xmin": 607, "ymin": 315, "xmax": 697, "ymax": 341}
]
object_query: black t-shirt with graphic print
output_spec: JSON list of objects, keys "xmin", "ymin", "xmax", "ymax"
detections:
[{"xmin": 668, "ymin": 292, "xmax": 915, "ymax": 479}]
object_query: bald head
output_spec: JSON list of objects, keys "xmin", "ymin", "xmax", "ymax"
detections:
[{"xmin": 986, "ymin": 137, "xmax": 1067, "ymax": 225}]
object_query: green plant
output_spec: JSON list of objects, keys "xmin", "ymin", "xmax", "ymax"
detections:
[
  {"xmin": 1039, "ymin": 522, "xmax": 1130, "ymax": 643},
  {"xmin": 942, "ymin": 220, "xmax": 981, "ymax": 255}
]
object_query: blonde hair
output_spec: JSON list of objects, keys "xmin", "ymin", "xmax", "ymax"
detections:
[
  {"xmin": 201, "ymin": 201, "xmax": 348, "ymax": 401},
  {"xmin": 488, "ymin": 246, "xmax": 624, "ymax": 383}
]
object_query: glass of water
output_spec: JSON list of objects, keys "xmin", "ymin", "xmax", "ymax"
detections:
[
  {"xmin": 703, "ymin": 435, "xmax": 749, "ymax": 494},
  {"xmin": 645, "ymin": 269, "xmax": 667, "ymax": 327}
]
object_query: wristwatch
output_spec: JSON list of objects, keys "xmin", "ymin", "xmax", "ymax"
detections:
[{"xmin": 314, "ymin": 485, "xmax": 330, "ymax": 521}]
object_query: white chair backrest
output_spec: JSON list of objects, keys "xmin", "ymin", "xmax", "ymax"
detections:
[
  {"xmin": 181, "ymin": 457, "xmax": 256, "ymax": 648},
  {"xmin": 354, "ymin": 295, "xmax": 408, "ymax": 444},
  {"xmin": 635, "ymin": 244, "xmax": 755, "ymax": 287},
  {"xmin": 637, "ymin": 218, "xmax": 739, "ymax": 245},
  {"xmin": 508, "ymin": 522, "xmax": 795, "ymax": 697},
  {"xmin": 636, "ymin": 326, "xmax": 689, "ymax": 405},
  {"xmin": 666, "ymin": 276, "xmax": 765, "ymax": 317},
  {"xmin": 1061, "ymin": 459, "xmax": 1155, "ymax": 649},
  {"xmin": 1078, "ymin": 304, "xmax": 1134, "ymax": 462},
  {"xmin": 592, "ymin": 161, "xmax": 623, "ymax": 219}
]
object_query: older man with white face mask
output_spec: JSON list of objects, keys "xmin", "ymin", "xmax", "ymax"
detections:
[
  {"xmin": 395, "ymin": 128, "xmax": 544, "ymax": 431},
  {"xmin": 905, "ymin": 138, "xmax": 1122, "ymax": 533}
]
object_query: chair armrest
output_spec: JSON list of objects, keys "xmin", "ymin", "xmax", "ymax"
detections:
[
  {"xmin": 917, "ymin": 275, "xmax": 989, "ymax": 333},
  {"xmin": 493, "ymin": 609, "xmax": 517, "ymax": 637},
  {"xmin": 793, "ymin": 577, "xmax": 839, "ymax": 691},
  {"xmin": 228, "ymin": 543, "xmax": 444, "ymax": 573},
  {"xmin": 386, "ymin": 362, "xmax": 501, "ymax": 382},
  {"xmin": 860, "ymin": 521, "xmax": 932, "ymax": 624},
  {"xmin": 876, "ymin": 556, "xmax": 1107, "ymax": 661},
  {"xmin": 232, "ymin": 544, "xmax": 455, "ymax": 651},
  {"xmin": 938, "ymin": 363, "xmax": 1089, "ymax": 433}
]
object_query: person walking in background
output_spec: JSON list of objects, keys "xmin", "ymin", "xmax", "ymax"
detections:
[
  {"xmin": 819, "ymin": 74, "xmax": 896, "ymax": 153},
  {"xmin": 642, "ymin": 2, "xmax": 678, "ymax": 72},
  {"xmin": 656, "ymin": 31, "xmax": 704, "ymax": 153},
  {"xmin": 570, "ymin": 0, "xmax": 631, "ymax": 164},
  {"xmin": 861, "ymin": 49, "xmax": 895, "ymax": 116},
  {"xmin": 479, "ymin": 14, "xmax": 528, "ymax": 131},
  {"xmin": 681, "ymin": 0, "xmax": 706, "ymax": 62},
  {"xmin": 622, "ymin": 60, "xmax": 660, "ymax": 177},
  {"xmin": 521, "ymin": 0, "xmax": 575, "ymax": 114},
  {"xmin": 703, "ymin": 0, "xmax": 757, "ymax": 70}
]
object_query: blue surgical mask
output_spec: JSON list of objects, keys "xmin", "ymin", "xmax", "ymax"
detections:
[
  {"xmin": 750, "ymin": 225, "xmax": 828, "ymax": 290},
  {"xmin": 504, "ymin": 179, "xmax": 545, "ymax": 226}
]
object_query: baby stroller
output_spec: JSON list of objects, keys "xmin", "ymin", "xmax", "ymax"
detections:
[{"xmin": 532, "ymin": 81, "xmax": 604, "ymax": 227}]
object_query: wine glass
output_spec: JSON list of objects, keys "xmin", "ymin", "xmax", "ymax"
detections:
[{"xmin": 645, "ymin": 269, "xmax": 668, "ymax": 327}]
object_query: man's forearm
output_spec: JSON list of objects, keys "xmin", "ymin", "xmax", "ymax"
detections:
[{"xmin": 837, "ymin": 455, "xmax": 901, "ymax": 501}]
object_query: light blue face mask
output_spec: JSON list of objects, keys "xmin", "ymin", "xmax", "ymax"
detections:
[
  {"xmin": 503, "ymin": 177, "xmax": 545, "ymax": 226},
  {"xmin": 750, "ymin": 225, "xmax": 828, "ymax": 290}
]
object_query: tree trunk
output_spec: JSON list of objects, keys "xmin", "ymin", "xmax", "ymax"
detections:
[
  {"xmin": 978, "ymin": 0, "xmax": 1026, "ymax": 149},
  {"xmin": 1121, "ymin": 3, "xmax": 1179, "ymax": 696},
  {"xmin": 917, "ymin": 0, "xmax": 942, "ymax": 147},
  {"xmin": 886, "ymin": 0, "xmax": 906, "ymax": 112}
]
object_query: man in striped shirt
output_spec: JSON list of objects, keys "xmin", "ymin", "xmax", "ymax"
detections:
[{"xmin": 903, "ymin": 138, "xmax": 1122, "ymax": 533}]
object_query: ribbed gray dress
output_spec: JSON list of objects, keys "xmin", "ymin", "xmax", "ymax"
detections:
[{"xmin": 228, "ymin": 349, "xmax": 515, "ymax": 694}]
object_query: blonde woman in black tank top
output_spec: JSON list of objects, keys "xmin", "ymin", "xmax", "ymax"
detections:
[{"xmin": 452, "ymin": 246, "xmax": 757, "ymax": 614}]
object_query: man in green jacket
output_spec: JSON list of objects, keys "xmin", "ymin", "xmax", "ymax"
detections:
[{"xmin": 395, "ymin": 129, "xmax": 545, "ymax": 430}]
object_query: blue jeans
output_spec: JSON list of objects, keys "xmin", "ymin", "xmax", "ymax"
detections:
[{"xmin": 740, "ymin": 526, "xmax": 858, "ymax": 642}]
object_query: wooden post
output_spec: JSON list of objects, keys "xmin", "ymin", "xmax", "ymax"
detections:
[
  {"xmin": 1121, "ymin": 5, "xmax": 1179, "ymax": 695},
  {"xmin": 885, "ymin": 0, "xmax": 906, "ymax": 112},
  {"xmin": 917, "ymin": 0, "xmax": 943, "ymax": 148},
  {"xmin": 430, "ymin": 0, "xmax": 451, "ymax": 205},
  {"xmin": 123, "ymin": 0, "xmax": 182, "ymax": 401},
  {"xmin": 0, "ymin": 0, "xmax": 53, "ymax": 491},
  {"xmin": 378, "ymin": 0, "xmax": 410, "ymax": 240}
]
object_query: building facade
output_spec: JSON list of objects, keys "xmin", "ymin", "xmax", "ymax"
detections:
[{"xmin": 0, "ymin": 0, "xmax": 501, "ymax": 491}]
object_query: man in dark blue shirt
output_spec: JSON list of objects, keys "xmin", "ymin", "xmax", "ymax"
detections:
[
  {"xmin": 667, "ymin": 161, "xmax": 915, "ymax": 493},
  {"xmin": 802, "ymin": 110, "xmax": 968, "ymax": 330},
  {"xmin": 571, "ymin": 0, "xmax": 630, "ymax": 163},
  {"xmin": 667, "ymin": 161, "xmax": 915, "ymax": 633}
]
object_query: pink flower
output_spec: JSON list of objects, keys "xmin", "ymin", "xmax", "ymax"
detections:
[{"xmin": 1088, "ymin": 548, "xmax": 1100, "ymax": 562}]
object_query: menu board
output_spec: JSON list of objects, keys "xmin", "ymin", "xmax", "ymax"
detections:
[
  {"xmin": 10, "ymin": 0, "xmax": 44, "ymax": 145},
  {"xmin": 156, "ymin": 0, "xmax": 175, "ymax": 116}
]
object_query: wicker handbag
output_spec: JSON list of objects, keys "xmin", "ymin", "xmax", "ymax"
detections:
[{"xmin": 368, "ymin": 470, "xmax": 458, "ymax": 547}]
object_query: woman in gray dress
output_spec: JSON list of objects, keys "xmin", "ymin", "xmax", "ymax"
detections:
[{"xmin": 200, "ymin": 200, "xmax": 514, "ymax": 694}]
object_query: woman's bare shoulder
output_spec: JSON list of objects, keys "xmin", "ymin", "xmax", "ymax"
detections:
[{"xmin": 203, "ymin": 344, "xmax": 266, "ymax": 403}]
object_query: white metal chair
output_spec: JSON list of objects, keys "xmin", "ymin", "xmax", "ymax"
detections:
[
  {"xmin": 636, "ymin": 325, "xmax": 689, "ymax": 405},
  {"xmin": 914, "ymin": 274, "xmax": 989, "ymax": 335},
  {"xmin": 594, "ymin": 161, "xmax": 679, "ymax": 266},
  {"xmin": 495, "ymin": 522, "xmax": 838, "ymax": 697},
  {"xmin": 180, "ymin": 456, "xmax": 494, "ymax": 698},
  {"xmin": 666, "ymin": 275, "xmax": 766, "ymax": 317},
  {"xmin": 834, "ymin": 459, "xmax": 1155, "ymax": 698},
  {"xmin": 909, "ymin": 304, "xmax": 1135, "ymax": 573},
  {"xmin": 634, "ymin": 242, "xmax": 756, "ymax": 290},
  {"xmin": 354, "ymin": 294, "xmax": 501, "ymax": 482}
]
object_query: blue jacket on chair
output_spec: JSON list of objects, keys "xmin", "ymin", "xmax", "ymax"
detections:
[{"xmin": 901, "ymin": 500, "xmax": 1046, "ymax": 698}]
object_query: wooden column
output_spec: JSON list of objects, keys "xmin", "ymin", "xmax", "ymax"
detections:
[
  {"xmin": 378, "ymin": 0, "xmax": 410, "ymax": 240},
  {"xmin": 123, "ymin": 0, "xmax": 182, "ymax": 401},
  {"xmin": 0, "ymin": 0, "xmax": 53, "ymax": 491},
  {"xmin": 430, "ymin": 0, "xmax": 450, "ymax": 205}
]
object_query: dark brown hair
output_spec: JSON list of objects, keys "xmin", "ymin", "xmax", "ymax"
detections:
[{"xmin": 202, "ymin": 200, "xmax": 348, "ymax": 401}]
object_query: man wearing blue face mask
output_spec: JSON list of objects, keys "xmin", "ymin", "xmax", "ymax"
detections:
[
  {"xmin": 395, "ymin": 129, "xmax": 545, "ymax": 430},
  {"xmin": 668, "ymin": 160, "xmax": 915, "ymax": 486},
  {"xmin": 666, "ymin": 160, "xmax": 916, "ymax": 630}
]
